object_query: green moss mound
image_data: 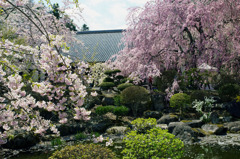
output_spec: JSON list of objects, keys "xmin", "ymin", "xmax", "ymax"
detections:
[{"xmin": 49, "ymin": 143, "xmax": 118, "ymax": 159}]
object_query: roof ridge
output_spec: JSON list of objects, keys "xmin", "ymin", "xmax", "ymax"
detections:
[{"xmin": 76, "ymin": 29, "xmax": 125, "ymax": 34}]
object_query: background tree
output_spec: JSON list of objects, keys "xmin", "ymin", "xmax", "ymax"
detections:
[
  {"xmin": 81, "ymin": 24, "xmax": 89, "ymax": 31},
  {"xmin": 50, "ymin": 3, "xmax": 77, "ymax": 31},
  {"xmin": 109, "ymin": 0, "xmax": 240, "ymax": 81}
]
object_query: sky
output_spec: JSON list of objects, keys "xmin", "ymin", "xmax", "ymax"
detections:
[{"xmin": 35, "ymin": 0, "xmax": 149, "ymax": 30}]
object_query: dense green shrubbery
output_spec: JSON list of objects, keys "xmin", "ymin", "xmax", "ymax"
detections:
[
  {"xmin": 170, "ymin": 93, "xmax": 191, "ymax": 114},
  {"xmin": 212, "ymin": 72, "xmax": 239, "ymax": 90},
  {"xmin": 117, "ymin": 83, "xmax": 134, "ymax": 91},
  {"xmin": 95, "ymin": 105, "xmax": 129, "ymax": 119},
  {"xmin": 113, "ymin": 106, "xmax": 129, "ymax": 117},
  {"xmin": 99, "ymin": 82, "xmax": 115, "ymax": 90},
  {"xmin": 120, "ymin": 86, "xmax": 150, "ymax": 117},
  {"xmin": 95, "ymin": 106, "xmax": 115, "ymax": 115},
  {"xmin": 122, "ymin": 127, "xmax": 184, "ymax": 159},
  {"xmin": 75, "ymin": 132, "xmax": 87, "ymax": 140},
  {"xmin": 131, "ymin": 118, "xmax": 157, "ymax": 134},
  {"xmin": 49, "ymin": 143, "xmax": 118, "ymax": 159},
  {"xmin": 218, "ymin": 84, "xmax": 240, "ymax": 102},
  {"xmin": 190, "ymin": 90, "xmax": 210, "ymax": 102}
]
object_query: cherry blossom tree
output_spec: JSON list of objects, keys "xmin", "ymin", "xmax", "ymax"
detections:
[
  {"xmin": 110, "ymin": 0, "xmax": 240, "ymax": 81},
  {"xmin": 0, "ymin": 0, "xmax": 92, "ymax": 145}
]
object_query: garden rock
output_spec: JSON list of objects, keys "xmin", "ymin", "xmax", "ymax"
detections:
[
  {"xmin": 2, "ymin": 130, "xmax": 40, "ymax": 149},
  {"xmin": 88, "ymin": 120, "xmax": 113, "ymax": 133},
  {"xmin": 151, "ymin": 93, "xmax": 165, "ymax": 111},
  {"xmin": 156, "ymin": 124, "xmax": 168, "ymax": 130},
  {"xmin": 172, "ymin": 125, "xmax": 198, "ymax": 143},
  {"xmin": 209, "ymin": 111, "xmax": 219, "ymax": 124},
  {"xmin": 224, "ymin": 121, "xmax": 240, "ymax": 133},
  {"xmin": 84, "ymin": 96, "xmax": 101, "ymax": 109},
  {"xmin": 224, "ymin": 102, "xmax": 240, "ymax": 118},
  {"xmin": 106, "ymin": 126, "xmax": 128, "ymax": 135},
  {"xmin": 191, "ymin": 128, "xmax": 206, "ymax": 137},
  {"xmin": 57, "ymin": 123, "xmax": 86, "ymax": 136},
  {"xmin": 143, "ymin": 110, "xmax": 162, "ymax": 119},
  {"xmin": 102, "ymin": 97, "xmax": 114, "ymax": 106},
  {"xmin": 168, "ymin": 122, "xmax": 186, "ymax": 133},
  {"xmin": 181, "ymin": 120, "xmax": 204, "ymax": 128},
  {"xmin": 201, "ymin": 124, "xmax": 227, "ymax": 135},
  {"xmin": 157, "ymin": 114, "xmax": 178, "ymax": 125}
]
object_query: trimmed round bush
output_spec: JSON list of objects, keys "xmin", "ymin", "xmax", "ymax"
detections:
[
  {"xmin": 117, "ymin": 83, "xmax": 134, "ymax": 91},
  {"xmin": 190, "ymin": 90, "xmax": 210, "ymax": 102},
  {"xmin": 49, "ymin": 143, "xmax": 118, "ymax": 159},
  {"xmin": 120, "ymin": 86, "xmax": 150, "ymax": 117},
  {"xmin": 95, "ymin": 106, "xmax": 115, "ymax": 115},
  {"xmin": 104, "ymin": 69, "xmax": 121, "ymax": 76},
  {"xmin": 122, "ymin": 127, "xmax": 184, "ymax": 159},
  {"xmin": 131, "ymin": 118, "xmax": 157, "ymax": 134},
  {"xmin": 218, "ymin": 84, "xmax": 240, "ymax": 102},
  {"xmin": 99, "ymin": 82, "xmax": 115, "ymax": 90},
  {"xmin": 121, "ymin": 86, "xmax": 149, "ymax": 104},
  {"xmin": 170, "ymin": 93, "xmax": 191, "ymax": 114},
  {"xmin": 113, "ymin": 106, "xmax": 129, "ymax": 117},
  {"xmin": 116, "ymin": 75, "xmax": 124, "ymax": 80},
  {"xmin": 103, "ymin": 77, "xmax": 114, "ymax": 83}
]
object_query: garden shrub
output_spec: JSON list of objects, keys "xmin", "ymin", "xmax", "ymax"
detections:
[
  {"xmin": 114, "ymin": 95, "xmax": 121, "ymax": 106},
  {"xmin": 120, "ymin": 86, "xmax": 150, "ymax": 117},
  {"xmin": 117, "ymin": 83, "xmax": 134, "ymax": 91},
  {"xmin": 75, "ymin": 132, "xmax": 87, "ymax": 140},
  {"xmin": 104, "ymin": 69, "xmax": 121, "ymax": 76},
  {"xmin": 122, "ymin": 127, "xmax": 184, "ymax": 159},
  {"xmin": 170, "ymin": 93, "xmax": 191, "ymax": 114},
  {"xmin": 103, "ymin": 77, "xmax": 114, "ymax": 83},
  {"xmin": 99, "ymin": 82, "xmax": 115, "ymax": 90},
  {"xmin": 95, "ymin": 106, "xmax": 115, "ymax": 115},
  {"xmin": 113, "ymin": 106, "xmax": 129, "ymax": 117},
  {"xmin": 131, "ymin": 118, "xmax": 157, "ymax": 134},
  {"xmin": 190, "ymin": 90, "xmax": 210, "ymax": 102},
  {"xmin": 212, "ymin": 72, "xmax": 238, "ymax": 90},
  {"xmin": 49, "ymin": 143, "xmax": 118, "ymax": 159},
  {"xmin": 116, "ymin": 75, "xmax": 124, "ymax": 80},
  {"xmin": 218, "ymin": 84, "xmax": 240, "ymax": 102}
]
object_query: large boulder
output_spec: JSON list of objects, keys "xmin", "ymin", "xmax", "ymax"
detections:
[
  {"xmin": 168, "ymin": 122, "xmax": 186, "ymax": 133},
  {"xmin": 224, "ymin": 121, "xmax": 240, "ymax": 133},
  {"xmin": 224, "ymin": 102, "xmax": 240, "ymax": 118},
  {"xmin": 181, "ymin": 120, "xmax": 204, "ymax": 128},
  {"xmin": 57, "ymin": 123, "xmax": 86, "ymax": 136},
  {"xmin": 106, "ymin": 126, "xmax": 128, "ymax": 135},
  {"xmin": 157, "ymin": 114, "xmax": 178, "ymax": 125},
  {"xmin": 201, "ymin": 124, "xmax": 227, "ymax": 135},
  {"xmin": 2, "ymin": 130, "xmax": 40, "ymax": 149},
  {"xmin": 143, "ymin": 110, "xmax": 162, "ymax": 119},
  {"xmin": 172, "ymin": 125, "xmax": 198, "ymax": 143}
]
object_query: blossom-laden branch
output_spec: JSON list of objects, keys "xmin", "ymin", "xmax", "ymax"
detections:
[{"xmin": 0, "ymin": 0, "xmax": 92, "ymax": 146}]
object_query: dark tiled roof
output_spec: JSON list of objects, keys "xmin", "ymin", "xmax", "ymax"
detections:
[{"xmin": 69, "ymin": 29, "xmax": 125, "ymax": 62}]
